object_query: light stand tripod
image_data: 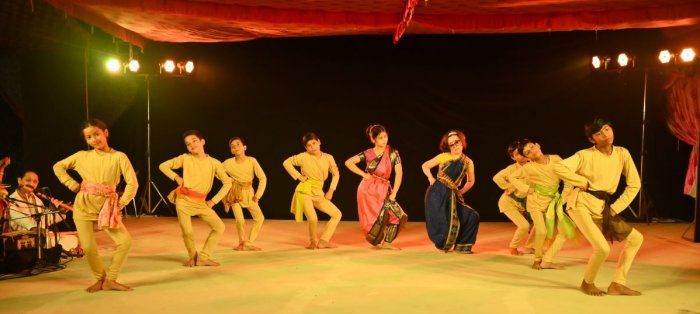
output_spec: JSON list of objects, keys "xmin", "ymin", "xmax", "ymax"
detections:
[{"xmin": 139, "ymin": 75, "xmax": 173, "ymax": 216}]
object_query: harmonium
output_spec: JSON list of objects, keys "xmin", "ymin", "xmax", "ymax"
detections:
[{"xmin": 2, "ymin": 230, "xmax": 37, "ymax": 254}]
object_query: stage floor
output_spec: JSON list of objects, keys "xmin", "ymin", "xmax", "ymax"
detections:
[{"xmin": 0, "ymin": 218, "xmax": 699, "ymax": 313}]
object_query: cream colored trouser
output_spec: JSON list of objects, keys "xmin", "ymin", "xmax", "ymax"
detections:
[
  {"xmin": 300, "ymin": 194, "xmax": 342, "ymax": 242},
  {"xmin": 542, "ymin": 220, "xmax": 569, "ymax": 263},
  {"xmin": 502, "ymin": 208, "xmax": 534, "ymax": 249},
  {"xmin": 176, "ymin": 197, "xmax": 225, "ymax": 261},
  {"xmin": 568, "ymin": 208, "xmax": 643, "ymax": 285},
  {"xmin": 231, "ymin": 202, "xmax": 265, "ymax": 243},
  {"xmin": 530, "ymin": 211, "xmax": 547, "ymax": 261},
  {"xmin": 75, "ymin": 219, "xmax": 132, "ymax": 281},
  {"xmin": 530, "ymin": 210, "xmax": 570, "ymax": 263}
]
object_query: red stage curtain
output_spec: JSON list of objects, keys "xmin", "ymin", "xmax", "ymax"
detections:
[{"xmin": 665, "ymin": 71, "xmax": 700, "ymax": 197}]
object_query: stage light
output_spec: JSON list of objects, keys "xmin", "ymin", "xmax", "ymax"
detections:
[
  {"xmin": 680, "ymin": 48, "xmax": 696, "ymax": 63},
  {"xmin": 162, "ymin": 60, "xmax": 176, "ymax": 73},
  {"xmin": 184, "ymin": 61, "xmax": 194, "ymax": 74},
  {"xmin": 658, "ymin": 50, "xmax": 672, "ymax": 64},
  {"xmin": 159, "ymin": 59, "xmax": 195, "ymax": 75},
  {"xmin": 592, "ymin": 56, "xmax": 602, "ymax": 69},
  {"xmin": 128, "ymin": 59, "xmax": 140, "ymax": 72},
  {"xmin": 617, "ymin": 53, "xmax": 630, "ymax": 67},
  {"xmin": 106, "ymin": 58, "xmax": 122, "ymax": 73}
]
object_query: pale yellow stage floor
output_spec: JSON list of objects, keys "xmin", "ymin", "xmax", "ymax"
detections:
[{"xmin": 1, "ymin": 218, "xmax": 699, "ymax": 314}]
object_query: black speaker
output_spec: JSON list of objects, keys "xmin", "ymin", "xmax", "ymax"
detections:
[
  {"xmin": 1, "ymin": 249, "xmax": 37, "ymax": 273},
  {"xmin": 42, "ymin": 245, "xmax": 63, "ymax": 265}
]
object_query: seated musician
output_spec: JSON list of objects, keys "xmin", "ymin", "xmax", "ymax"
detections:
[{"xmin": 8, "ymin": 170, "xmax": 66, "ymax": 231}]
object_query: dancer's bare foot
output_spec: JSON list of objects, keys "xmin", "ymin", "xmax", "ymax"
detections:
[
  {"xmin": 523, "ymin": 248, "xmax": 535, "ymax": 254},
  {"xmin": 580, "ymin": 280, "xmax": 606, "ymax": 296},
  {"xmin": 102, "ymin": 279, "xmax": 133, "ymax": 291},
  {"xmin": 305, "ymin": 242, "xmax": 318, "ymax": 249},
  {"xmin": 316, "ymin": 240, "xmax": 338, "ymax": 249},
  {"xmin": 382, "ymin": 242, "xmax": 401, "ymax": 250},
  {"xmin": 234, "ymin": 243, "xmax": 246, "ymax": 251},
  {"xmin": 196, "ymin": 258, "xmax": 220, "ymax": 266},
  {"xmin": 243, "ymin": 243, "xmax": 262, "ymax": 251},
  {"xmin": 539, "ymin": 261, "xmax": 563, "ymax": 269},
  {"xmin": 183, "ymin": 257, "xmax": 196, "ymax": 267},
  {"xmin": 531, "ymin": 260, "xmax": 543, "ymax": 270},
  {"xmin": 607, "ymin": 282, "xmax": 641, "ymax": 296},
  {"xmin": 85, "ymin": 279, "xmax": 104, "ymax": 293},
  {"xmin": 509, "ymin": 248, "xmax": 523, "ymax": 256}
]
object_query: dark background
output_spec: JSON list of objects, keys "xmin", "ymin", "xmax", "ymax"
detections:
[{"xmin": 1, "ymin": 1, "xmax": 696, "ymax": 223}]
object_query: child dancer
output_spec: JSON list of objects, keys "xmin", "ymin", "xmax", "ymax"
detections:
[
  {"xmin": 222, "ymin": 137, "xmax": 267, "ymax": 251},
  {"xmin": 160, "ymin": 130, "xmax": 231, "ymax": 266},
  {"xmin": 54, "ymin": 119, "xmax": 138, "ymax": 292},
  {"xmin": 554, "ymin": 117, "xmax": 643, "ymax": 296},
  {"xmin": 508, "ymin": 139, "xmax": 576, "ymax": 269},
  {"xmin": 345, "ymin": 124, "xmax": 407, "ymax": 249},
  {"xmin": 492, "ymin": 141, "xmax": 535, "ymax": 255},
  {"xmin": 422, "ymin": 130, "xmax": 479, "ymax": 253},
  {"xmin": 283, "ymin": 132, "xmax": 342, "ymax": 249}
]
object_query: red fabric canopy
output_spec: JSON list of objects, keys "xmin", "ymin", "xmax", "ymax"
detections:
[{"xmin": 46, "ymin": 0, "xmax": 700, "ymax": 47}]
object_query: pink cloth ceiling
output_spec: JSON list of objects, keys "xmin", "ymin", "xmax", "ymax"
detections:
[{"xmin": 46, "ymin": 0, "xmax": 700, "ymax": 47}]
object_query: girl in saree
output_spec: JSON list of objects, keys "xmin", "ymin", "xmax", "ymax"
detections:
[
  {"xmin": 345, "ymin": 124, "xmax": 407, "ymax": 249},
  {"xmin": 422, "ymin": 130, "xmax": 480, "ymax": 253}
]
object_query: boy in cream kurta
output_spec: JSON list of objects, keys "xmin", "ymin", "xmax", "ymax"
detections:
[
  {"xmin": 222, "ymin": 137, "xmax": 267, "ymax": 251},
  {"xmin": 283, "ymin": 132, "xmax": 342, "ymax": 249},
  {"xmin": 160, "ymin": 130, "xmax": 232, "ymax": 267},
  {"xmin": 554, "ymin": 118, "xmax": 643, "ymax": 296},
  {"xmin": 492, "ymin": 141, "xmax": 534, "ymax": 256},
  {"xmin": 509, "ymin": 140, "xmax": 575, "ymax": 270}
]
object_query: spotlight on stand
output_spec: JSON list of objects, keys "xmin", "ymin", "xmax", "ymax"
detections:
[
  {"xmin": 127, "ymin": 59, "xmax": 140, "ymax": 73},
  {"xmin": 160, "ymin": 59, "xmax": 195, "ymax": 75},
  {"xmin": 591, "ymin": 56, "xmax": 610, "ymax": 70},
  {"xmin": 680, "ymin": 48, "xmax": 696, "ymax": 63},
  {"xmin": 617, "ymin": 53, "xmax": 633, "ymax": 68},
  {"xmin": 105, "ymin": 57, "xmax": 141, "ymax": 74},
  {"xmin": 658, "ymin": 50, "xmax": 673, "ymax": 64},
  {"xmin": 182, "ymin": 60, "xmax": 195, "ymax": 74},
  {"xmin": 106, "ymin": 58, "xmax": 122, "ymax": 74},
  {"xmin": 160, "ymin": 60, "xmax": 176, "ymax": 74}
]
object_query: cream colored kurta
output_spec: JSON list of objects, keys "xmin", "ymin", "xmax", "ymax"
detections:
[
  {"xmin": 53, "ymin": 149, "xmax": 138, "ymax": 221},
  {"xmin": 159, "ymin": 153, "xmax": 232, "ymax": 204},
  {"xmin": 553, "ymin": 146, "xmax": 640, "ymax": 217},
  {"xmin": 282, "ymin": 152, "xmax": 339, "ymax": 196},
  {"xmin": 222, "ymin": 156, "xmax": 267, "ymax": 207},
  {"xmin": 493, "ymin": 162, "xmax": 527, "ymax": 213},
  {"xmin": 508, "ymin": 155, "xmax": 564, "ymax": 213}
]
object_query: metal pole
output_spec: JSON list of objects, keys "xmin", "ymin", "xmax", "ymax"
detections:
[
  {"xmin": 146, "ymin": 75, "xmax": 152, "ymax": 215},
  {"xmin": 84, "ymin": 42, "xmax": 90, "ymax": 120},
  {"xmin": 638, "ymin": 69, "xmax": 648, "ymax": 221}
]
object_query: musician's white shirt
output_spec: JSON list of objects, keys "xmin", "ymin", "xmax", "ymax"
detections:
[{"xmin": 8, "ymin": 190, "xmax": 62, "ymax": 231}]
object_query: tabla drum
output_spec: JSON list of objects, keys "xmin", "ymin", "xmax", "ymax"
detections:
[
  {"xmin": 47, "ymin": 231, "xmax": 79, "ymax": 251},
  {"xmin": 1, "ymin": 230, "xmax": 37, "ymax": 253}
]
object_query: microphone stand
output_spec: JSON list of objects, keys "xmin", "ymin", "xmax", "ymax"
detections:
[{"xmin": 6, "ymin": 196, "xmax": 60, "ymax": 265}]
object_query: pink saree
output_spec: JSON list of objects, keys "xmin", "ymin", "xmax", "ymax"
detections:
[{"xmin": 356, "ymin": 147, "xmax": 406, "ymax": 245}]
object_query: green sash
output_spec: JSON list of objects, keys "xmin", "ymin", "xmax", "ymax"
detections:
[{"xmin": 534, "ymin": 184, "xmax": 576, "ymax": 239}]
